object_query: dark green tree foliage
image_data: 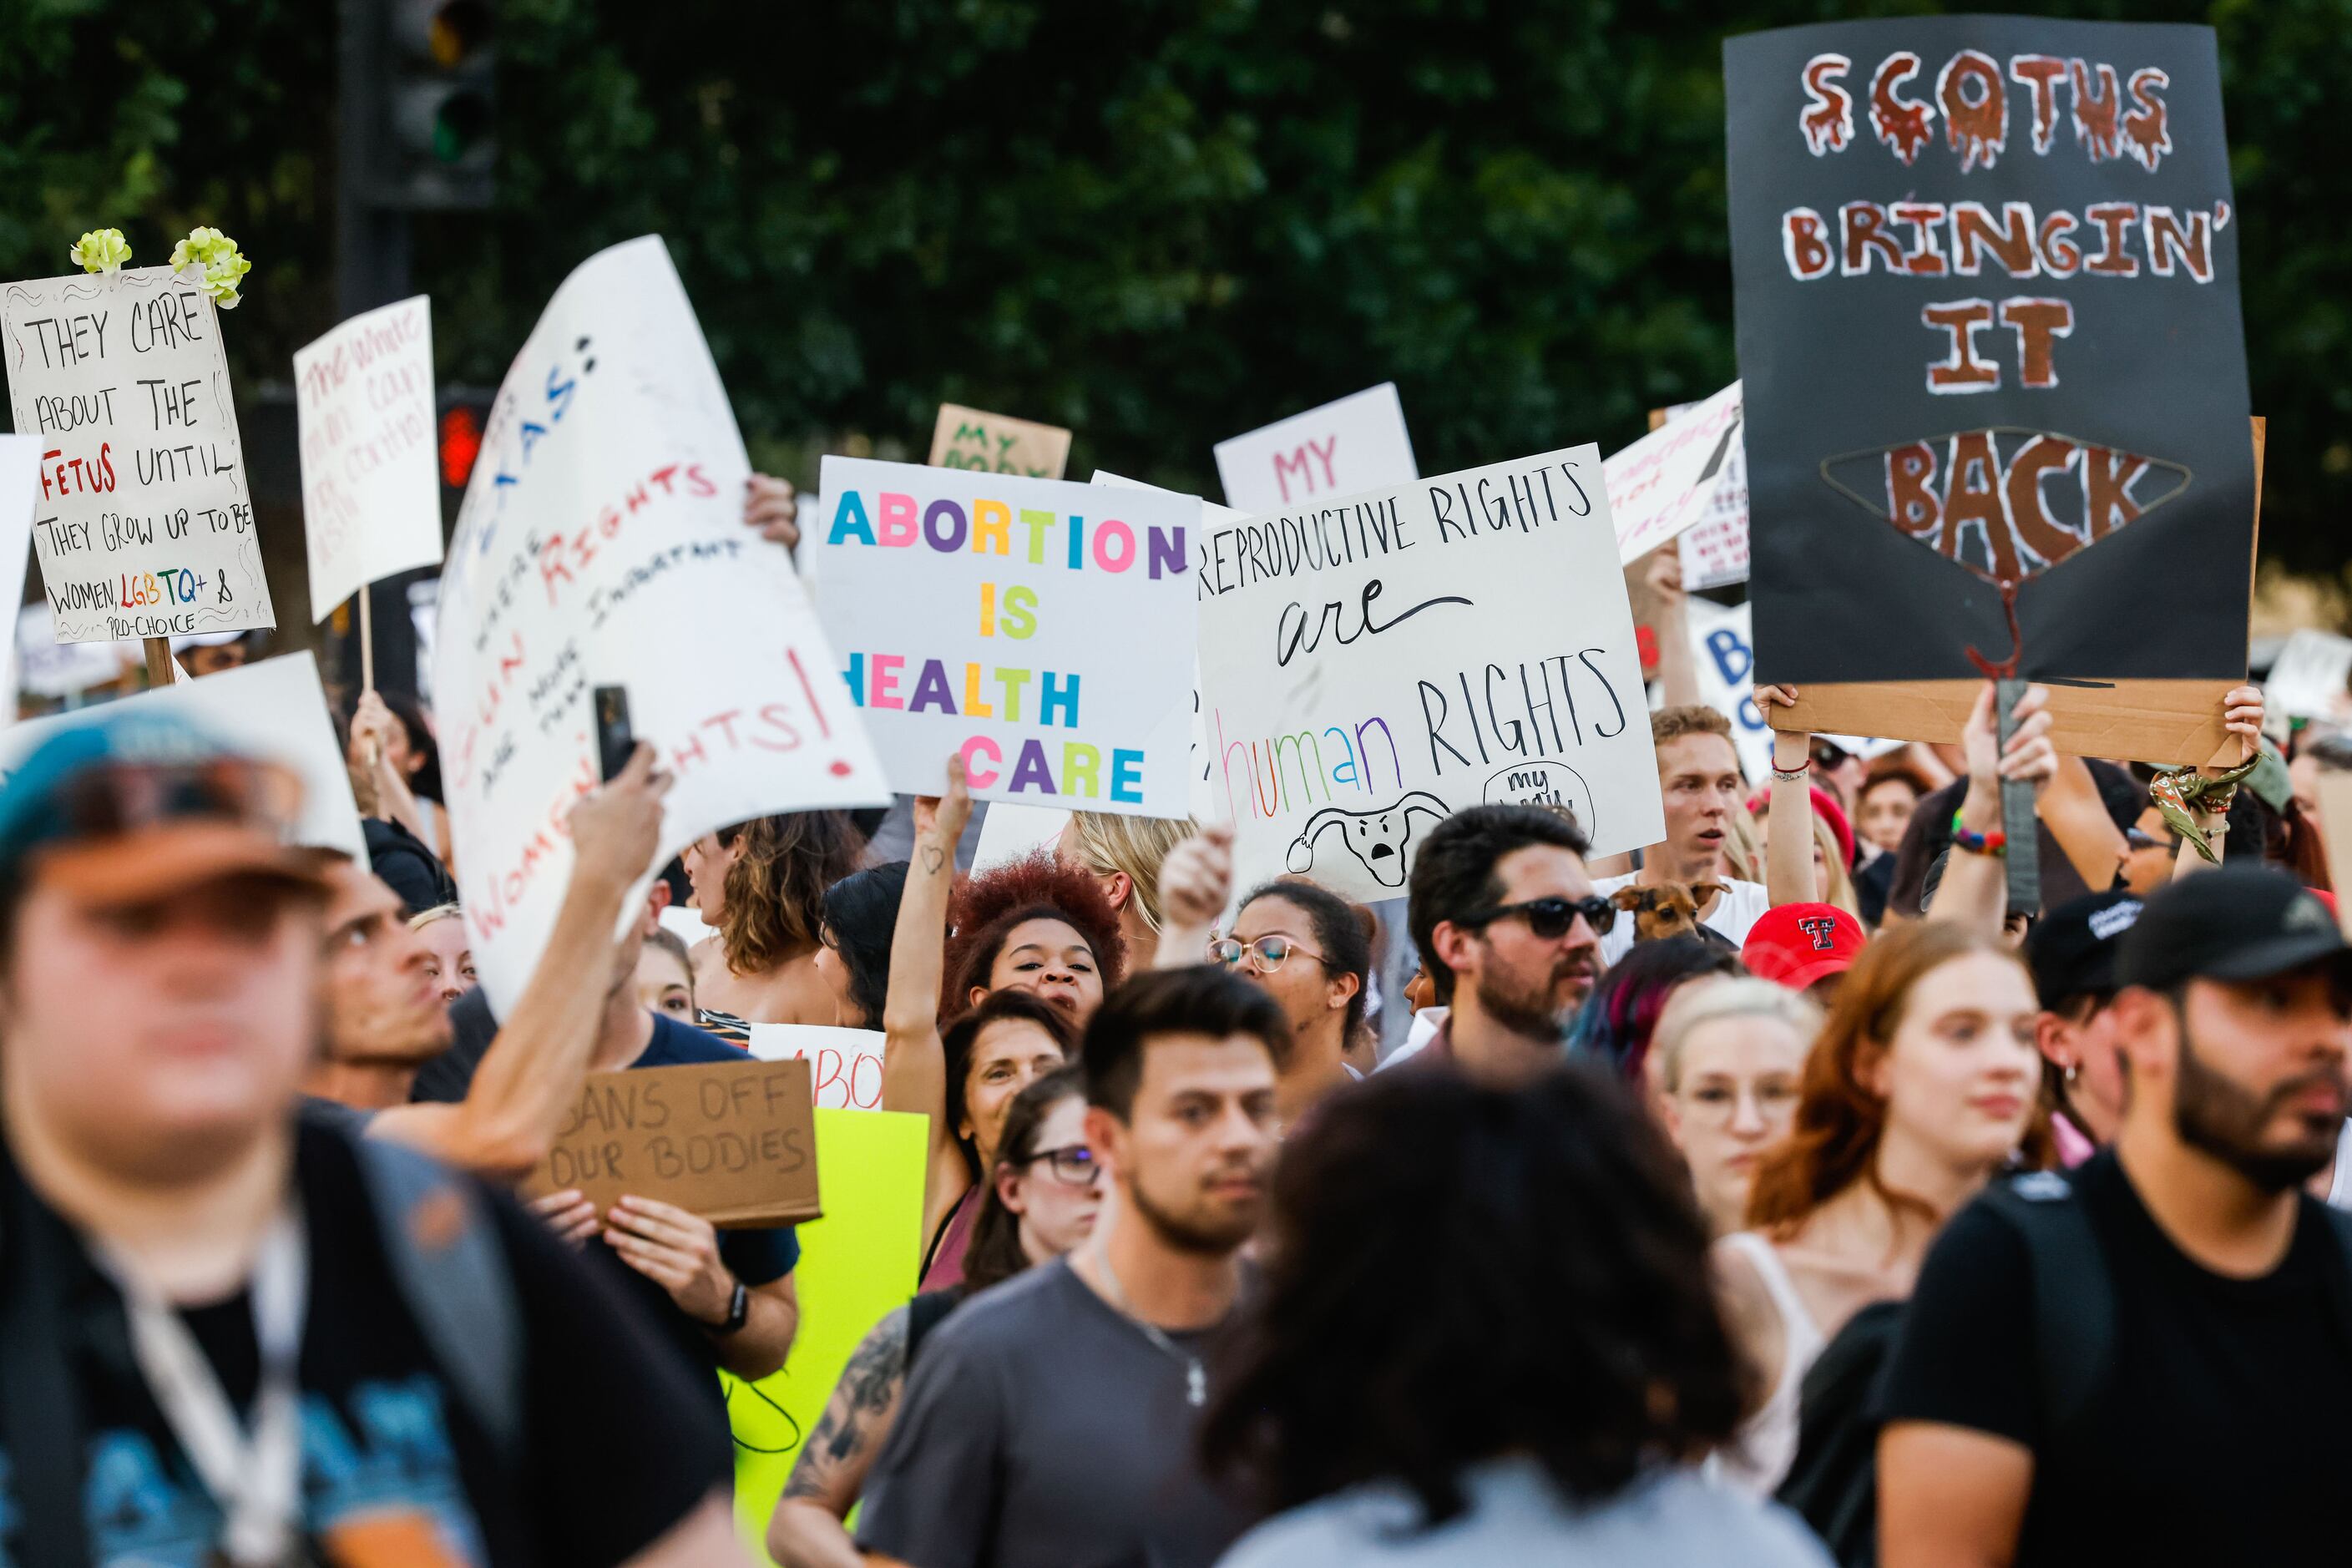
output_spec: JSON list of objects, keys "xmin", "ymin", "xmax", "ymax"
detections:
[{"xmin": 3, "ymin": 0, "xmax": 2346, "ymax": 568}]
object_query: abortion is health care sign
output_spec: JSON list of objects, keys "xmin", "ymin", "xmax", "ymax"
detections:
[
  {"xmin": 436, "ymin": 237, "xmax": 888, "ymax": 1013},
  {"xmin": 294, "ymin": 296, "xmax": 443, "ymax": 621},
  {"xmin": 1196, "ymin": 448, "xmax": 1665, "ymax": 905},
  {"xmin": 1, "ymin": 266, "xmax": 273, "ymax": 643},
  {"xmin": 810, "ymin": 460, "xmax": 1199, "ymax": 817}
]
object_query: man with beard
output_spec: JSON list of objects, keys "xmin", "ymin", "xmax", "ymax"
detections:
[
  {"xmin": 1876, "ymin": 867, "xmax": 2352, "ymax": 1567},
  {"xmin": 856, "ymin": 966, "xmax": 1288, "ymax": 1568},
  {"xmin": 1400, "ymin": 804, "xmax": 1606, "ymax": 1085}
]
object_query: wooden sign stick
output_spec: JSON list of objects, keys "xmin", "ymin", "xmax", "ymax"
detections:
[
  {"xmin": 141, "ymin": 635, "xmax": 175, "ymax": 688},
  {"xmin": 357, "ymin": 588, "xmax": 377, "ymax": 695}
]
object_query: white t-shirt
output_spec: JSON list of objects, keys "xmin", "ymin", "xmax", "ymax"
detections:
[{"xmin": 1593, "ymin": 872, "xmax": 1772, "ymax": 966}]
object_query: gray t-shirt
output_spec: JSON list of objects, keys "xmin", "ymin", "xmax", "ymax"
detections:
[
  {"xmin": 1216, "ymin": 1459, "xmax": 1831, "ymax": 1567},
  {"xmin": 857, "ymin": 1256, "xmax": 1250, "ymax": 1568}
]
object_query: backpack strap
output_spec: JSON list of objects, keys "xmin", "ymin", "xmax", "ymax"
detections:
[
  {"xmin": 1975, "ymin": 1170, "xmax": 2116, "ymax": 1448},
  {"xmin": 351, "ymin": 1135, "xmax": 525, "ymax": 1466}
]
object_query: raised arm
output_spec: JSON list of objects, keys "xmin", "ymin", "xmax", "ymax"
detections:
[
  {"xmin": 1646, "ymin": 548, "xmax": 1702, "ymax": 710},
  {"xmin": 2036, "ymin": 755, "xmax": 2129, "ymax": 893},
  {"xmin": 2170, "ymin": 684, "xmax": 2265, "ymax": 881},
  {"xmin": 369, "ymin": 746, "xmax": 670, "ymax": 1179},
  {"xmin": 1927, "ymin": 683, "xmax": 2054, "ymax": 940},
  {"xmin": 1756, "ymin": 685, "xmax": 1816, "ymax": 908},
  {"xmin": 766, "ymin": 1306, "xmax": 913, "ymax": 1568},
  {"xmin": 349, "ymin": 690, "xmax": 436, "ymax": 850},
  {"xmin": 1152, "ymin": 823, "xmax": 1234, "ymax": 970},
  {"xmin": 883, "ymin": 756, "xmax": 973, "ymax": 1237}
]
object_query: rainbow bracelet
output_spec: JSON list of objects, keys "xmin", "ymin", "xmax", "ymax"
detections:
[{"xmin": 1950, "ymin": 810, "xmax": 2006, "ymax": 857}]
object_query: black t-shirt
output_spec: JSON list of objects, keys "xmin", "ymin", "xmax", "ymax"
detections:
[
  {"xmin": 412, "ymin": 995, "xmax": 800, "ymax": 1424},
  {"xmin": 0, "ymin": 1119, "xmax": 727, "ymax": 1566},
  {"xmin": 1878, "ymin": 1150, "xmax": 2352, "ymax": 1564}
]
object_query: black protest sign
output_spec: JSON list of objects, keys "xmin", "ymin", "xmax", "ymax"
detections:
[{"xmin": 1727, "ymin": 18, "xmax": 2251, "ymax": 686}]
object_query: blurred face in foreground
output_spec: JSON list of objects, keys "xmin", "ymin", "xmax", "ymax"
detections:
[
  {"xmin": 1089, "ymin": 1033, "xmax": 1279, "ymax": 1254},
  {"xmin": 1, "ymin": 873, "xmax": 321, "ymax": 1183},
  {"xmin": 1661, "ymin": 1012, "xmax": 1808, "ymax": 1234}
]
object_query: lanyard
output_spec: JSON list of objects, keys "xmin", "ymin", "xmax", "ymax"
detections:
[{"xmin": 94, "ymin": 1206, "xmax": 309, "ymax": 1567}]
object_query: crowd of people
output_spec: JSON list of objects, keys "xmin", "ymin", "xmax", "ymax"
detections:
[{"xmin": 3, "ymin": 473, "xmax": 2349, "ymax": 1568}]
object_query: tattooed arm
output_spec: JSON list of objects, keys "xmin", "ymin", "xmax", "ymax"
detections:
[{"xmin": 766, "ymin": 1306, "xmax": 912, "ymax": 1568}]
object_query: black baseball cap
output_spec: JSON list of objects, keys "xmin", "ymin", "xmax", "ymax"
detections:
[
  {"xmin": 2115, "ymin": 867, "xmax": 2352, "ymax": 990},
  {"xmin": 2024, "ymin": 890, "xmax": 2144, "ymax": 1009}
]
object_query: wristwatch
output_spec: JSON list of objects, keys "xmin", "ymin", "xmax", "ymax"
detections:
[{"xmin": 703, "ymin": 1278, "xmax": 749, "ymax": 1335}]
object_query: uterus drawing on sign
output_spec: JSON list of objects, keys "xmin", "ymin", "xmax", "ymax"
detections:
[
  {"xmin": 1483, "ymin": 761, "xmax": 1596, "ymax": 843},
  {"xmin": 1284, "ymin": 792, "xmax": 1451, "ymax": 889}
]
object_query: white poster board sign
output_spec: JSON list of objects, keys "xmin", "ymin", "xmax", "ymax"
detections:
[
  {"xmin": 437, "ymin": 235, "xmax": 888, "ymax": 1013},
  {"xmin": 748, "ymin": 1024, "xmax": 887, "ymax": 1110},
  {"xmin": 1, "ymin": 266, "xmax": 272, "ymax": 642},
  {"xmin": 0, "ymin": 437, "xmax": 42, "ymax": 711},
  {"xmin": 1606, "ymin": 381, "xmax": 1743, "ymax": 567},
  {"xmin": 1213, "ymin": 383, "xmax": 1418, "ymax": 516},
  {"xmin": 972, "ymin": 800, "xmax": 1072, "ymax": 873},
  {"xmin": 12, "ymin": 603, "xmax": 136, "ymax": 702},
  {"xmin": 2265, "ymin": 629, "xmax": 2352, "ymax": 724},
  {"xmin": 1196, "ymin": 447, "xmax": 1664, "ymax": 902},
  {"xmin": 294, "ymin": 296, "xmax": 443, "ymax": 621},
  {"xmin": 809, "ymin": 459, "xmax": 1198, "ymax": 816},
  {"xmin": 0, "ymin": 651, "xmax": 363, "ymax": 856},
  {"xmin": 1677, "ymin": 598, "xmax": 1900, "ymax": 782}
]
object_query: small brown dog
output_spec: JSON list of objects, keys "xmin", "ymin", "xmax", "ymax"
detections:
[{"xmin": 1608, "ymin": 879, "xmax": 1727, "ymax": 943}]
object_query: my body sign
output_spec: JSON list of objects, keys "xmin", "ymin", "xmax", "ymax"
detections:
[
  {"xmin": 1728, "ymin": 19, "xmax": 2251, "ymax": 685},
  {"xmin": 294, "ymin": 296, "xmax": 442, "ymax": 622},
  {"xmin": 437, "ymin": 236, "xmax": 888, "ymax": 1012},
  {"xmin": 1196, "ymin": 448, "xmax": 1665, "ymax": 903},
  {"xmin": 812, "ymin": 459, "xmax": 1198, "ymax": 816},
  {"xmin": 0, "ymin": 266, "xmax": 272, "ymax": 643}
]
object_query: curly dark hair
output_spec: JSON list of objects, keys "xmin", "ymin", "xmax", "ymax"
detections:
[
  {"xmin": 1564, "ymin": 934, "xmax": 1743, "ymax": 1083},
  {"xmin": 940, "ymin": 989, "xmax": 1079, "ymax": 1178},
  {"xmin": 821, "ymin": 861, "xmax": 908, "ymax": 1028},
  {"xmin": 962, "ymin": 1065, "xmax": 1087, "ymax": 1293},
  {"xmin": 1199, "ymin": 1062, "xmax": 1748, "ymax": 1526},
  {"xmin": 1237, "ymin": 878, "xmax": 1374, "ymax": 1040},
  {"xmin": 1407, "ymin": 805, "xmax": 1590, "ymax": 1002},
  {"xmin": 716, "ymin": 812, "xmax": 866, "ymax": 975},
  {"xmin": 940, "ymin": 851, "xmax": 1127, "ymax": 1022}
]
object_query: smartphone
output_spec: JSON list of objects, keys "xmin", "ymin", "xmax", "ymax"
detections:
[{"xmin": 593, "ymin": 685, "xmax": 635, "ymax": 781}]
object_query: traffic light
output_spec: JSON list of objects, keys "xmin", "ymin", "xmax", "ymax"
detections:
[
  {"xmin": 436, "ymin": 389, "xmax": 494, "ymax": 524},
  {"xmin": 359, "ymin": 0, "xmax": 496, "ymax": 210}
]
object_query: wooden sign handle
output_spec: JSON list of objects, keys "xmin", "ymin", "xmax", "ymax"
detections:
[{"xmin": 141, "ymin": 635, "xmax": 175, "ymax": 687}]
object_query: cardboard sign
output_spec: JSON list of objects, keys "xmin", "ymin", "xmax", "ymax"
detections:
[
  {"xmin": 0, "ymin": 651, "xmax": 365, "ymax": 857},
  {"xmin": 532, "ymin": 1057, "xmax": 821, "ymax": 1229},
  {"xmin": 1214, "ymin": 384, "xmax": 1418, "ymax": 516},
  {"xmin": 1728, "ymin": 20, "xmax": 2252, "ymax": 698},
  {"xmin": 928, "ymin": 403, "xmax": 1072, "ymax": 479},
  {"xmin": 1, "ymin": 266, "xmax": 272, "ymax": 643},
  {"xmin": 1608, "ymin": 382, "xmax": 1744, "ymax": 565},
  {"xmin": 2265, "ymin": 630, "xmax": 2352, "ymax": 724},
  {"xmin": 810, "ymin": 458, "xmax": 1198, "ymax": 815},
  {"xmin": 725, "ymin": 1108, "xmax": 927, "ymax": 1539},
  {"xmin": 1196, "ymin": 447, "xmax": 1664, "ymax": 902},
  {"xmin": 294, "ymin": 296, "xmax": 443, "ymax": 622},
  {"xmin": 747, "ymin": 1024, "xmax": 887, "ymax": 1111},
  {"xmin": 436, "ymin": 237, "xmax": 888, "ymax": 1013}
]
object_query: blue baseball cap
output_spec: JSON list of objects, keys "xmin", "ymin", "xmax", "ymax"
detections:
[{"xmin": 0, "ymin": 710, "xmax": 328, "ymax": 907}]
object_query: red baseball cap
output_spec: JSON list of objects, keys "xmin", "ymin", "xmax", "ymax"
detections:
[{"xmin": 1743, "ymin": 902, "xmax": 1868, "ymax": 990}]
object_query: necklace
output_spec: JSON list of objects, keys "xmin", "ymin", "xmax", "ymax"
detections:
[{"xmin": 1086, "ymin": 1242, "xmax": 1208, "ymax": 1407}]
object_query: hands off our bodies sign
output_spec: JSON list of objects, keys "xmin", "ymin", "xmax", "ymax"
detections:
[
  {"xmin": 811, "ymin": 460, "xmax": 1198, "ymax": 816},
  {"xmin": 437, "ymin": 237, "xmax": 887, "ymax": 1012},
  {"xmin": 1196, "ymin": 448, "xmax": 1664, "ymax": 904},
  {"xmin": 1, "ymin": 266, "xmax": 271, "ymax": 643},
  {"xmin": 1729, "ymin": 18, "xmax": 2251, "ymax": 690}
]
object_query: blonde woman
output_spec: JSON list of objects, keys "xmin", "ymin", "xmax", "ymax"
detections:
[
  {"xmin": 1055, "ymin": 810, "xmax": 1195, "ymax": 969},
  {"xmin": 1651, "ymin": 978, "xmax": 1822, "ymax": 1235},
  {"xmin": 409, "ymin": 903, "xmax": 477, "ymax": 1004}
]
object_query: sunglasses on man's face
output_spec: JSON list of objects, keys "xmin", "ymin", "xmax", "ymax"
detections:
[{"xmin": 1460, "ymin": 894, "xmax": 1615, "ymax": 940}]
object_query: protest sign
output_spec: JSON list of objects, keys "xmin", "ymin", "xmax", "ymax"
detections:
[
  {"xmin": 1213, "ymin": 384, "xmax": 1418, "ymax": 516},
  {"xmin": 2264, "ymin": 630, "xmax": 2352, "ymax": 725},
  {"xmin": 928, "ymin": 403, "xmax": 1071, "ymax": 479},
  {"xmin": 1727, "ymin": 18, "xmax": 2253, "ymax": 762},
  {"xmin": 293, "ymin": 296, "xmax": 442, "ymax": 623},
  {"xmin": 1662, "ymin": 392, "xmax": 1752, "ymax": 589},
  {"xmin": 1, "ymin": 266, "xmax": 271, "ymax": 644},
  {"xmin": 747, "ymin": 1024, "xmax": 886, "ymax": 1111},
  {"xmin": 1196, "ymin": 448, "xmax": 1664, "ymax": 903},
  {"xmin": 811, "ymin": 458, "xmax": 1198, "ymax": 815},
  {"xmin": 436, "ymin": 236, "xmax": 888, "ymax": 1013},
  {"xmin": 1678, "ymin": 598, "xmax": 1900, "ymax": 781},
  {"xmin": 0, "ymin": 437, "xmax": 41, "ymax": 711},
  {"xmin": 972, "ymin": 799, "xmax": 1072, "ymax": 873},
  {"xmin": 0, "ymin": 651, "xmax": 365, "ymax": 856},
  {"xmin": 1607, "ymin": 382, "xmax": 1744, "ymax": 565},
  {"xmin": 726, "ymin": 1108, "xmax": 926, "ymax": 1547},
  {"xmin": 531, "ymin": 1057, "xmax": 821, "ymax": 1229},
  {"xmin": 10, "ymin": 604, "xmax": 135, "ymax": 704}
]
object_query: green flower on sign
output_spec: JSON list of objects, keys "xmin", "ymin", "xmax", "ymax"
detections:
[
  {"xmin": 169, "ymin": 225, "xmax": 253, "ymax": 310},
  {"xmin": 68, "ymin": 228, "xmax": 132, "ymax": 274}
]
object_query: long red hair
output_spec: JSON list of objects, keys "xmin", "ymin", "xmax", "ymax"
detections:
[{"xmin": 1746, "ymin": 921, "xmax": 2049, "ymax": 1235}]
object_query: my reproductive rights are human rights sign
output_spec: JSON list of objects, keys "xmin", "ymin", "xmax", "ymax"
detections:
[{"xmin": 810, "ymin": 459, "xmax": 1200, "ymax": 816}]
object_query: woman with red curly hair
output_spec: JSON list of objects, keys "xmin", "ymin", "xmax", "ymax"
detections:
[
  {"xmin": 1710, "ymin": 921, "xmax": 2044, "ymax": 1497},
  {"xmin": 883, "ymin": 757, "xmax": 1128, "ymax": 1287}
]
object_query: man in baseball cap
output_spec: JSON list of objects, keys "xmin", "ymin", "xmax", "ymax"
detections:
[
  {"xmin": 1741, "ymin": 901, "xmax": 1865, "ymax": 999},
  {"xmin": 2023, "ymin": 888, "xmax": 2143, "ymax": 1161}
]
